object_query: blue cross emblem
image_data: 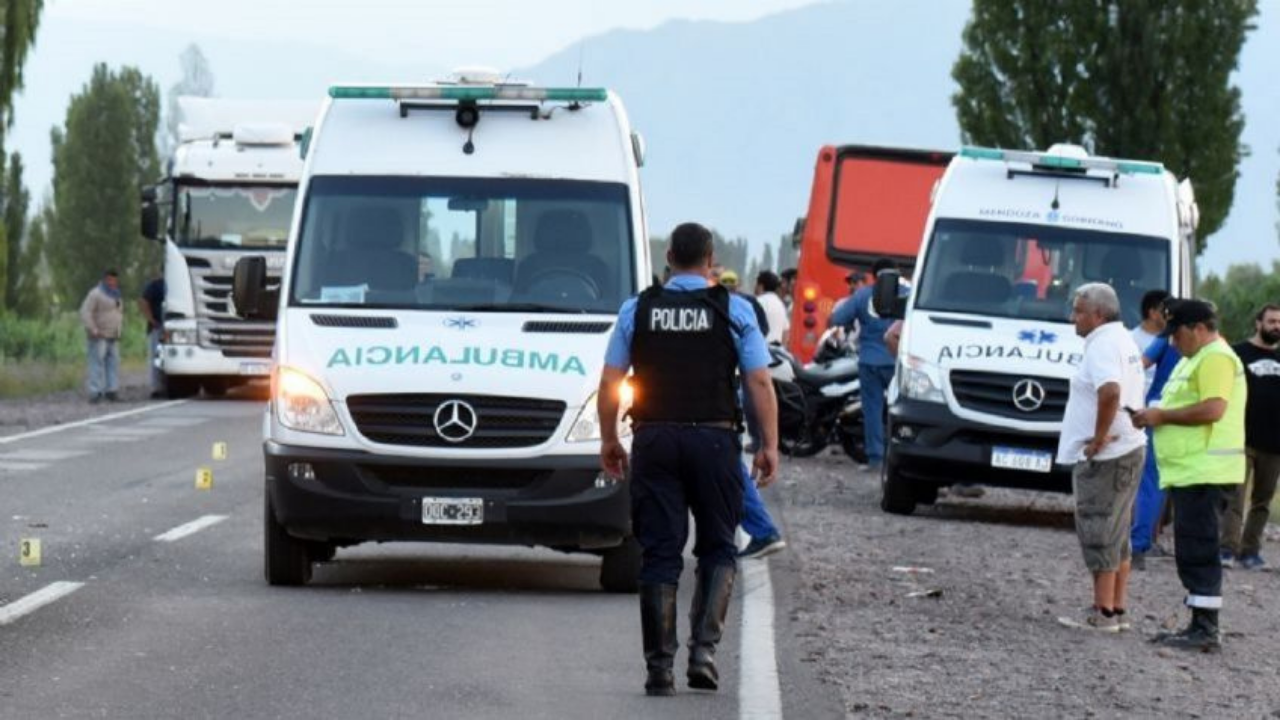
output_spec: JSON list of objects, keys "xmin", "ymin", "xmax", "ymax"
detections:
[{"xmin": 445, "ymin": 317, "xmax": 477, "ymax": 331}]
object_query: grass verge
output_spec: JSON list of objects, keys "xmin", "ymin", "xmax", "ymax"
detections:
[{"xmin": 0, "ymin": 359, "xmax": 146, "ymax": 400}]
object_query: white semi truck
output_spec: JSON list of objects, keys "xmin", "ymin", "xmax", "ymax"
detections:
[{"xmin": 141, "ymin": 98, "xmax": 317, "ymax": 398}]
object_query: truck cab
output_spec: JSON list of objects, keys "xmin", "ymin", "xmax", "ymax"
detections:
[
  {"xmin": 877, "ymin": 144, "xmax": 1196, "ymax": 514},
  {"xmin": 233, "ymin": 70, "xmax": 649, "ymax": 590},
  {"xmin": 142, "ymin": 98, "xmax": 316, "ymax": 398}
]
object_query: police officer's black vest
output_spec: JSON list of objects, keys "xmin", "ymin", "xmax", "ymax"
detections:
[{"xmin": 630, "ymin": 283, "xmax": 740, "ymax": 423}]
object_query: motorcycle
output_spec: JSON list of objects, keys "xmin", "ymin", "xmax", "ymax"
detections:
[{"xmin": 768, "ymin": 328, "xmax": 867, "ymax": 462}]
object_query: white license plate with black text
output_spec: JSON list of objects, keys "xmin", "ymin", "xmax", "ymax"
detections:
[
  {"xmin": 421, "ymin": 497, "xmax": 484, "ymax": 525},
  {"xmin": 239, "ymin": 361, "xmax": 271, "ymax": 376},
  {"xmin": 991, "ymin": 446, "xmax": 1053, "ymax": 473}
]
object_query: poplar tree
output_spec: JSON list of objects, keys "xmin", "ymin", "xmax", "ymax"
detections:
[
  {"xmin": 45, "ymin": 64, "xmax": 161, "ymax": 306},
  {"xmin": 3, "ymin": 151, "xmax": 28, "ymax": 310},
  {"xmin": 952, "ymin": 0, "xmax": 1258, "ymax": 251}
]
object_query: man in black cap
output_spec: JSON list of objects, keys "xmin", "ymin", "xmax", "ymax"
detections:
[
  {"xmin": 599, "ymin": 222, "xmax": 779, "ymax": 696},
  {"xmin": 1133, "ymin": 299, "xmax": 1246, "ymax": 652}
]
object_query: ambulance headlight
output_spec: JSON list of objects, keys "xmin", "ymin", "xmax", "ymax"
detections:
[
  {"xmin": 899, "ymin": 355, "xmax": 944, "ymax": 404},
  {"xmin": 274, "ymin": 366, "xmax": 344, "ymax": 436},
  {"xmin": 568, "ymin": 380, "xmax": 634, "ymax": 443}
]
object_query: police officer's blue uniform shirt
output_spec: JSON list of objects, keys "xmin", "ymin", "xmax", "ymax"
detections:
[
  {"xmin": 829, "ymin": 284, "xmax": 901, "ymax": 367},
  {"xmin": 605, "ymin": 274, "xmax": 770, "ymax": 373}
]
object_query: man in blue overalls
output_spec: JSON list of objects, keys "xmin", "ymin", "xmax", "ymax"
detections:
[{"xmin": 598, "ymin": 222, "xmax": 779, "ymax": 697}]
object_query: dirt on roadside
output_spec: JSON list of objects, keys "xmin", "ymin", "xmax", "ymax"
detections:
[
  {"xmin": 771, "ymin": 449, "xmax": 1280, "ymax": 719},
  {"xmin": 0, "ymin": 369, "xmax": 157, "ymax": 437}
]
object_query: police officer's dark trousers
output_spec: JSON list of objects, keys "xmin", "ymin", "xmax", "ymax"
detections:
[
  {"xmin": 1158, "ymin": 485, "xmax": 1227, "ymax": 650},
  {"xmin": 631, "ymin": 424, "xmax": 742, "ymax": 692}
]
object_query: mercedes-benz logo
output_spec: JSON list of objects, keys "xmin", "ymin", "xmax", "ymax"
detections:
[
  {"xmin": 1011, "ymin": 379, "xmax": 1047, "ymax": 413},
  {"xmin": 433, "ymin": 399, "xmax": 478, "ymax": 443}
]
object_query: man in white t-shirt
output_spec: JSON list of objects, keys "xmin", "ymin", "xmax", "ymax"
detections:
[
  {"xmin": 1056, "ymin": 283, "xmax": 1148, "ymax": 633},
  {"xmin": 754, "ymin": 270, "xmax": 790, "ymax": 346}
]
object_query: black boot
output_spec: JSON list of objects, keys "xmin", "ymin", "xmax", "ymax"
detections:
[
  {"xmin": 640, "ymin": 584, "xmax": 678, "ymax": 696},
  {"xmin": 687, "ymin": 564, "xmax": 736, "ymax": 691},
  {"xmin": 1155, "ymin": 608, "xmax": 1221, "ymax": 653}
]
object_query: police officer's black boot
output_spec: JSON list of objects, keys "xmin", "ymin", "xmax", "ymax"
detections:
[
  {"xmin": 640, "ymin": 583, "xmax": 678, "ymax": 696},
  {"xmin": 1156, "ymin": 608, "xmax": 1221, "ymax": 653},
  {"xmin": 686, "ymin": 564, "xmax": 736, "ymax": 691}
]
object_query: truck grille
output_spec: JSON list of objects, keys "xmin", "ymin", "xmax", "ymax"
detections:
[
  {"xmin": 186, "ymin": 256, "xmax": 280, "ymax": 356},
  {"xmin": 346, "ymin": 394, "xmax": 567, "ymax": 449},
  {"xmin": 949, "ymin": 370, "xmax": 1068, "ymax": 422}
]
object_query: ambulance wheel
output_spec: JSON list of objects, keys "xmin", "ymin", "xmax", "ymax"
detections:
[
  {"xmin": 264, "ymin": 493, "xmax": 313, "ymax": 586},
  {"xmin": 880, "ymin": 455, "xmax": 917, "ymax": 516},
  {"xmin": 166, "ymin": 375, "xmax": 200, "ymax": 399},
  {"xmin": 599, "ymin": 536, "xmax": 642, "ymax": 594}
]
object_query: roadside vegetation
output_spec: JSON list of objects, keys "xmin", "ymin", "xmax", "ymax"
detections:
[{"xmin": 0, "ymin": 311, "xmax": 147, "ymax": 398}]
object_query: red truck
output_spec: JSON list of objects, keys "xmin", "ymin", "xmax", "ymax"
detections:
[{"xmin": 788, "ymin": 145, "xmax": 953, "ymax": 363}]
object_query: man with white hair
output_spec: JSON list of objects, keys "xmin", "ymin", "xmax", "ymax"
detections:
[{"xmin": 1056, "ymin": 283, "xmax": 1148, "ymax": 632}]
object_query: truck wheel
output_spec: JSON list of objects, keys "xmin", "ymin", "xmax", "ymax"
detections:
[
  {"xmin": 264, "ymin": 494, "xmax": 313, "ymax": 586},
  {"xmin": 880, "ymin": 454, "xmax": 917, "ymax": 516},
  {"xmin": 166, "ymin": 375, "xmax": 200, "ymax": 399},
  {"xmin": 599, "ymin": 536, "xmax": 642, "ymax": 593},
  {"xmin": 201, "ymin": 378, "xmax": 228, "ymax": 397}
]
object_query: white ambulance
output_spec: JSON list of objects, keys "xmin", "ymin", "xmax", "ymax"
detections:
[
  {"xmin": 875, "ymin": 144, "xmax": 1197, "ymax": 514},
  {"xmin": 232, "ymin": 70, "xmax": 648, "ymax": 588}
]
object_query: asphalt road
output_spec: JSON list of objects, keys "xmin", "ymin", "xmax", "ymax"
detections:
[{"xmin": 0, "ymin": 397, "xmax": 838, "ymax": 719}]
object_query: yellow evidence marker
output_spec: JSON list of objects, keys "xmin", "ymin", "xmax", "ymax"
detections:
[
  {"xmin": 19, "ymin": 538, "xmax": 41, "ymax": 567},
  {"xmin": 212, "ymin": 442, "xmax": 228, "ymax": 461},
  {"xmin": 195, "ymin": 466, "xmax": 214, "ymax": 490}
]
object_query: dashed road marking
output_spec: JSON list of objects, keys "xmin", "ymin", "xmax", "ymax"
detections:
[
  {"xmin": 153, "ymin": 514, "xmax": 229, "ymax": 543},
  {"xmin": 740, "ymin": 559, "xmax": 783, "ymax": 720},
  {"xmin": 0, "ymin": 461, "xmax": 45, "ymax": 473},
  {"xmin": 0, "ymin": 581, "xmax": 85, "ymax": 626},
  {"xmin": 1, "ymin": 449, "xmax": 88, "ymax": 462},
  {"xmin": 0, "ymin": 400, "xmax": 188, "ymax": 445}
]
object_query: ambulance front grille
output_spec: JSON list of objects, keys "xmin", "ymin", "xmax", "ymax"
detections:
[
  {"xmin": 346, "ymin": 393, "xmax": 567, "ymax": 449},
  {"xmin": 949, "ymin": 370, "xmax": 1068, "ymax": 422}
]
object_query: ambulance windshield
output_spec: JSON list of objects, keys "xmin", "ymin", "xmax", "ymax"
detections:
[
  {"xmin": 914, "ymin": 219, "xmax": 1170, "ymax": 327},
  {"xmin": 290, "ymin": 176, "xmax": 636, "ymax": 314}
]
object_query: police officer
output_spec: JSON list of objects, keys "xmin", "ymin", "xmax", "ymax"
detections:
[
  {"xmin": 598, "ymin": 222, "xmax": 779, "ymax": 696},
  {"xmin": 1133, "ymin": 299, "xmax": 1246, "ymax": 652}
]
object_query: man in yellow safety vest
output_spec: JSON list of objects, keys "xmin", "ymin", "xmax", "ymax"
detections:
[{"xmin": 1133, "ymin": 299, "xmax": 1246, "ymax": 653}]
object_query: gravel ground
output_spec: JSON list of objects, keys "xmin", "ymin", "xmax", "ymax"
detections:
[
  {"xmin": 1, "ymin": 369, "xmax": 160, "ymax": 437},
  {"xmin": 771, "ymin": 448, "xmax": 1280, "ymax": 718}
]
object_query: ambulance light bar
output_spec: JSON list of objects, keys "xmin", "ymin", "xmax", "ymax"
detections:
[
  {"xmin": 329, "ymin": 85, "xmax": 608, "ymax": 103},
  {"xmin": 959, "ymin": 145, "xmax": 1163, "ymax": 176}
]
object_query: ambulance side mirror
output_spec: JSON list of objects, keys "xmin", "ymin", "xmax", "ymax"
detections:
[
  {"xmin": 233, "ymin": 256, "xmax": 278, "ymax": 321},
  {"xmin": 872, "ymin": 270, "xmax": 906, "ymax": 319}
]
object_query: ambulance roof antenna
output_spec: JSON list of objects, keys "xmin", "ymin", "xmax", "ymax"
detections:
[{"xmin": 570, "ymin": 42, "xmax": 586, "ymax": 110}]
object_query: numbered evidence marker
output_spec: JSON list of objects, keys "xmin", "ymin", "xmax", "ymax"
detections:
[
  {"xmin": 212, "ymin": 442, "xmax": 228, "ymax": 461},
  {"xmin": 195, "ymin": 466, "xmax": 214, "ymax": 491},
  {"xmin": 19, "ymin": 538, "xmax": 41, "ymax": 567}
]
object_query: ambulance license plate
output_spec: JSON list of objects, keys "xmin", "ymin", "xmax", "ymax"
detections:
[
  {"xmin": 421, "ymin": 497, "xmax": 484, "ymax": 525},
  {"xmin": 991, "ymin": 446, "xmax": 1052, "ymax": 473}
]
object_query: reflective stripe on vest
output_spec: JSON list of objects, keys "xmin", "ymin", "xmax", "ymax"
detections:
[{"xmin": 1154, "ymin": 339, "xmax": 1247, "ymax": 488}]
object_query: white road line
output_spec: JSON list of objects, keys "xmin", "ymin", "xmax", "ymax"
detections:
[
  {"xmin": 0, "ymin": 449, "xmax": 87, "ymax": 462},
  {"xmin": 153, "ymin": 514, "xmax": 229, "ymax": 543},
  {"xmin": 0, "ymin": 400, "xmax": 188, "ymax": 445},
  {"xmin": 0, "ymin": 461, "xmax": 45, "ymax": 473},
  {"xmin": 0, "ymin": 581, "xmax": 86, "ymax": 626},
  {"xmin": 739, "ymin": 559, "xmax": 783, "ymax": 720}
]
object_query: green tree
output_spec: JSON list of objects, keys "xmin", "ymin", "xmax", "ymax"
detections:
[
  {"xmin": 1199, "ymin": 261, "xmax": 1280, "ymax": 342},
  {"xmin": 0, "ymin": 0, "xmax": 42, "ymax": 134},
  {"xmin": 45, "ymin": 64, "xmax": 162, "ymax": 306},
  {"xmin": 11, "ymin": 202, "xmax": 48, "ymax": 317},
  {"xmin": 3, "ymin": 151, "xmax": 28, "ymax": 310},
  {"xmin": 952, "ymin": 0, "xmax": 1257, "ymax": 252}
]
